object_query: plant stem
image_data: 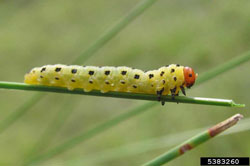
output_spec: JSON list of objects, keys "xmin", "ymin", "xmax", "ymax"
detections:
[
  {"xmin": 0, "ymin": 81, "xmax": 244, "ymax": 107},
  {"xmin": 143, "ymin": 114, "xmax": 243, "ymax": 166}
]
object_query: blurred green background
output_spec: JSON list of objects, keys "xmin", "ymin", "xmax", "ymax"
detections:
[{"xmin": 0, "ymin": 0, "xmax": 250, "ymax": 165}]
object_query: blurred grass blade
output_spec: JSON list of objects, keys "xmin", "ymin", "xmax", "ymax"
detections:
[
  {"xmin": 23, "ymin": 102, "xmax": 156, "ymax": 165},
  {"xmin": 24, "ymin": 98, "xmax": 79, "ymax": 158},
  {"xmin": 73, "ymin": 0, "xmax": 158, "ymax": 64},
  {"xmin": 0, "ymin": 0, "xmax": 157, "ymax": 135},
  {"xmin": 0, "ymin": 93, "xmax": 44, "ymax": 133},
  {"xmin": 143, "ymin": 114, "xmax": 243, "ymax": 166},
  {"xmin": 0, "ymin": 81, "xmax": 245, "ymax": 107},
  {"xmin": 196, "ymin": 51, "xmax": 250, "ymax": 84}
]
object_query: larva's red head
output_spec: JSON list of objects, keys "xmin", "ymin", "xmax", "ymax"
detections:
[{"xmin": 183, "ymin": 67, "xmax": 197, "ymax": 88}]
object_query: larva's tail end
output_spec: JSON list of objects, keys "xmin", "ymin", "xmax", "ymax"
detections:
[
  {"xmin": 24, "ymin": 72, "xmax": 38, "ymax": 85},
  {"xmin": 24, "ymin": 73, "xmax": 32, "ymax": 84}
]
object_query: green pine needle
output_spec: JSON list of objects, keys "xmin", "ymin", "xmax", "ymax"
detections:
[{"xmin": 0, "ymin": 81, "xmax": 245, "ymax": 107}]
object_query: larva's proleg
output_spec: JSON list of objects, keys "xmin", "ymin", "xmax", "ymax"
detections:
[{"xmin": 24, "ymin": 64, "xmax": 197, "ymax": 105}]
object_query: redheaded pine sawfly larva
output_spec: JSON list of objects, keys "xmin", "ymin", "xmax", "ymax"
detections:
[{"xmin": 24, "ymin": 64, "xmax": 198, "ymax": 105}]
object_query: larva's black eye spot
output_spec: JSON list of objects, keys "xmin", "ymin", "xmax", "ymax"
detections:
[
  {"xmin": 171, "ymin": 69, "xmax": 175, "ymax": 73},
  {"xmin": 121, "ymin": 71, "xmax": 127, "ymax": 75},
  {"xmin": 89, "ymin": 70, "xmax": 94, "ymax": 75},
  {"xmin": 174, "ymin": 77, "xmax": 177, "ymax": 81},
  {"xmin": 40, "ymin": 75, "xmax": 43, "ymax": 78},
  {"xmin": 105, "ymin": 70, "xmax": 110, "ymax": 75},
  {"xmin": 71, "ymin": 69, "xmax": 77, "ymax": 74},
  {"xmin": 71, "ymin": 79, "xmax": 76, "ymax": 82},
  {"xmin": 176, "ymin": 64, "xmax": 180, "ymax": 67},
  {"xmin": 149, "ymin": 74, "xmax": 154, "ymax": 79},
  {"xmin": 189, "ymin": 74, "xmax": 192, "ymax": 77},
  {"xmin": 134, "ymin": 74, "xmax": 140, "ymax": 79},
  {"xmin": 133, "ymin": 85, "xmax": 137, "ymax": 88},
  {"xmin": 160, "ymin": 71, "xmax": 165, "ymax": 76},
  {"xmin": 55, "ymin": 77, "xmax": 59, "ymax": 80},
  {"xmin": 55, "ymin": 68, "xmax": 61, "ymax": 72},
  {"xmin": 89, "ymin": 80, "xmax": 93, "ymax": 84},
  {"xmin": 41, "ymin": 67, "xmax": 46, "ymax": 72},
  {"xmin": 162, "ymin": 80, "xmax": 165, "ymax": 84},
  {"xmin": 120, "ymin": 80, "xmax": 125, "ymax": 84}
]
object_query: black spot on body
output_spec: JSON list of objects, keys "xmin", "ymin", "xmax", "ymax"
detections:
[
  {"xmin": 133, "ymin": 85, "xmax": 137, "ymax": 88},
  {"xmin": 149, "ymin": 74, "xmax": 154, "ymax": 79},
  {"xmin": 171, "ymin": 69, "xmax": 175, "ymax": 73},
  {"xmin": 160, "ymin": 71, "xmax": 165, "ymax": 76},
  {"xmin": 71, "ymin": 69, "xmax": 77, "ymax": 74},
  {"xmin": 121, "ymin": 71, "xmax": 127, "ymax": 75},
  {"xmin": 41, "ymin": 67, "xmax": 46, "ymax": 72},
  {"xmin": 134, "ymin": 74, "xmax": 140, "ymax": 79},
  {"xmin": 105, "ymin": 81, "xmax": 110, "ymax": 85},
  {"xmin": 40, "ymin": 76, "xmax": 43, "ymax": 78},
  {"xmin": 176, "ymin": 64, "xmax": 180, "ymax": 67},
  {"xmin": 71, "ymin": 79, "xmax": 76, "ymax": 82},
  {"xmin": 174, "ymin": 77, "xmax": 177, "ymax": 81},
  {"xmin": 189, "ymin": 74, "xmax": 192, "ymax": 77},
  {"xmin": 89, "ymin": 70, "xmax": 94, "ymax": 75},
  {"xmin": 120, "ymin": 80, "xmax": 125, "ymax": 84},
  {"xmin": 105, "ymin": 71, "xmax": 110, "ymax": 75},
  {"xmin": 89, "ymin": 80, "xmax": 93, "ymax": 84},
  {"xmin": 162, "ymin": 80, "xmax": 165, "ymax": 84},
  {"xmin": 55, "ymin": 68, "xmax": 61, "ymax": 72},
  {"xmin": 55, "ymin": 77, "xmax": 59, "ymax": 80}
]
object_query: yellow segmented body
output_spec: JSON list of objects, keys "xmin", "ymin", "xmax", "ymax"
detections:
[{"xmin": 24, "ymin": 64, "xmax": 185, "ymax": 96}]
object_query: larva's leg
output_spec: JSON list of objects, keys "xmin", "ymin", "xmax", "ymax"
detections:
[
  {"xmin": 156, "ymin": 87, "xmax": 165, "ymax": 106},
  {"xmin": 170, "ymin": 87, "xmax": 177, "ymax": 100},
  {"xmin": 180, "ymin": 85, "xmax": 186, "ymax": 96}
]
